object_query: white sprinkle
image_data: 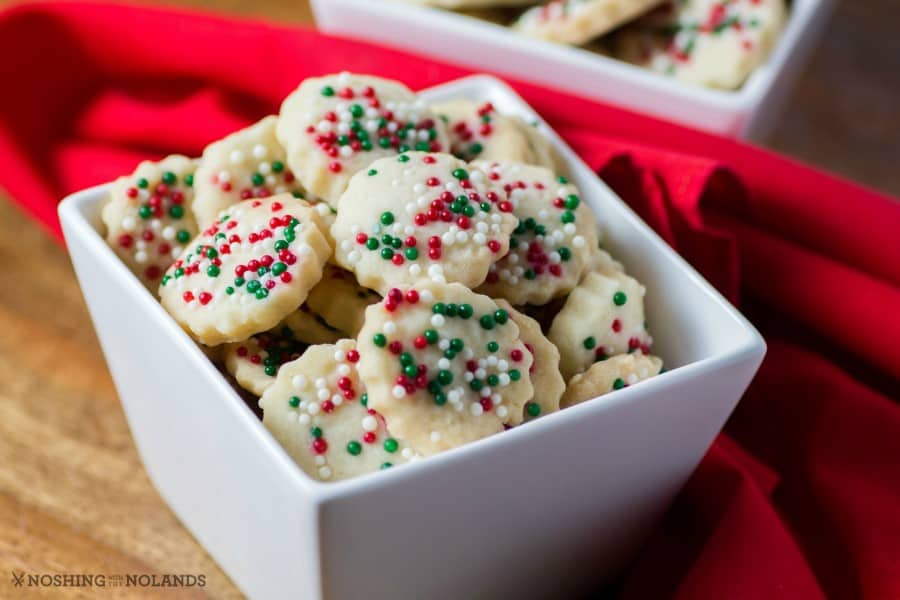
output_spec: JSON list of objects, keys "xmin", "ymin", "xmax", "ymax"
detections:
[
  {"xmin": 430, "ymin": 431, "xmax": 441, "ymax": 443},
  {"xmin": 252, "ymin": 144, "xmax": 267, "ymax": 159},
  {"xmin": 217, "ymin": 170, "xmax": 231, "ymax": 183},
  {"xmin": 438, "ymin": 338, "xmax": 450, "ymax": 350},
  {"xmin": 317, "ymin": 388, "xmax": 330, "ymax": 401},
  {"xmin": 229, "ymin": 150, "xmax": 244, "ymax": 164},
  {"xmin": 408, "ymin": 263, "xmax": 422, "ymax": 276},
  {"xmin": 318, "ymin": 466, "xmax": 332, "ymax": 480},
  {"xmin": 496, "ymin": 406, "xmax": 508, "ymax": 418},
  {"xmin": 419, "ymin": 289, "xmax": 433, "ymax": 302},
  {"xmin": 362, "ymin": 416, "xmax": 378, "ymax": 432},
  {"xmin": 401, "ymin": 448, "xmax": 415, "ymax": 460},
  {"xmin": 383, "ymin": 322, "xmax": 397, "ymax": 335},
  {"xmin": 337, "ymin": 364, "xmax": 351, "ymax": 376},
  {"xmin": 292, "ymin": 375, "xmax": 308, "ymax": 389},
  {"xmin": 572, "ymin": 235, "xmax": 585, "ymax": 248},
  {"xmin": 392, "ymin": 385, "xmax": 406, "ymax": 398},
  {"xmin": 347, "ymin": 250, "xmax": 361, "ymax": 264},
  {"xmin": 134, "ymin": 251, "xmax": 147, "ymax": 264},
  {"xmin": 438, "ymin": 358, "xmax": 451, "ymax": 370},
  {"xmin": 307, "ymin": 402, "xmax": 321, "ymax": 415},
  {"xmin": 470, "ymin": 403, "xmax": 484, "ymax": 416}
]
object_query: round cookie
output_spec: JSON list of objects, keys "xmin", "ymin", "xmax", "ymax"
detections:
[
  {"xmin": 331, "ymin": 152, "xmax": 518, "ymax": 294},
  {"xmin": 513, "ymin": 0, "xmax": 665, "ymax": 45},
  {"xmin": 473, "ymin": 161, "xmax": 598, "ymax": 306},
  {"xmin": 192, "ymin": 116, "xmax": 332, "ymax": 228},
  {"xmin": 223, "ymin": 323, "xmax": 308, "ymax": 396},
  {"xmin": 159, "ymin": 195, "xmax": 331, "ymax": 346},
  {"xmin": 356, "ymin": 282, "xmax": 534, "ymax": 456},
  {"xmin": 433, "ymin": 99, "xmax": 538, "ymax": 164},
  {"xmin": 276, "ymin": 73, "xmax": 450, "ymax": 206},
  {"xmin": 614, "ymin": 0, "xmax": 787, "ymax": 90},
  {"xmin": 102, "ymin": 155, "xmax": 198, "ymax": 292},
  {"xmin": 561, "ymin": 353, "xmax": 663, "ymax": 408},
  {"xmin": 495, "ymin": 299, "xmax": 563, "ymax": 422},
  {"xmin": 548, "ymin": 270, "xmax": 654, "ymax": 380},
  {"xmin": 306, "ymin": 265, "xmax": 381, "ymax": 337},
  {"xmin": 260, "ymin": 340, "xmax": 413, "ymax": 482},
  {"xmin": 283, "ymin": 305, "xmax": 345, "ymax": 345}
]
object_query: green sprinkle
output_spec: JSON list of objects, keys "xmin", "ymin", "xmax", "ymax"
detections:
[
  {"xmin": 424, "ymin": 329, "xmax": 438, "ymax": 344},
  {"xmin": 380, "ymin": 211, "xmax": 395, "ymax": 225},
  {"xmin": 470, "ymin": 379, "xmax": 483, "ymax": 392},
  {"xmin": 350, "ymin": 104, "xmax": 364, "ymax": 118},
  {"xmin": 526, "ymin": 402, "xmax": 541, "ymax": 417},
  {"xmin": 433, "ymin": 392, "xmax": 446, "ymax": 406},
  {"xmin": 470, "ymin": 142, "xmax": 483, "ymax": 155},
  {"xmin": 487, "ymin": 374, "xmax": 499, "ymax": 387},
  {"xmin": 405, "ymin": 247, "xmax": 419, "ymax": 260},
  {"xmin": 272, "ymin": 262, "xmax": 287, "ymax": 275},
  {"xmin": 432, "ymin": 302, "xmax": 446, "ymax": 315},
  {"xmin": 373, "ymin": 333, "xmax": 387, "ymax": 347},
  {"xmin": 561, "ymin": 210, "xmax": 575, "ymax": 224},
  {"xmin": 246, "ymin": 280, "xmax": 261, "ymax": 292},
  {"xmin": 360, "ymin": 393, "xmax": 368, "ymax": 407},
  {"xmin": 445, "ymin": 303, "xmax": 458, "ymax": 317},
  {"xmin": 384, "ymin": 438, "xmax": 399, "ymax": 453},
  {"xmin": 558, "ymin": 247, "xmax": 572, "ymax": 261},
  {"xmin": 368, "ymin": 169, "xmax": 378, "ymax": 176},
  {"xmin": 271, "ymin": 161, "xmax": 284, "ymax": 173},
  {"xmin": 449, "ymin": 338, "xmax": 464, "ymax": 352},
  {"xmin": 206, "ymin": 265, "xmax": 220, "ymax": 277},
  {"xmin": 234, "ymin": 277, "xmax": 245, "ymax": 287},
  {"xmin": 458, "ymin": 304, "xmax": 473, "ymax": 319},
  {"xmin": 486, "ymin": 341, "xmax": 499, "ymax": 353},
  {"xmin": 289, "ymin": 396, "xmax": 300, "ymax": 407},
  {"xmin": 480, "ymin": 314, "xmax": 494, "ymax": 330},
  {"xmin": 493, "ymin": 309, "xmax": 508, "ymax": 325},
  {"xmin": 347, "ymin": 441, "xmax": 362, "ymax": 456},
  {"xmin": 252, "ymin": 173, "xmax": 265, "ymax": 186},
  {"xmin": 264, "ymin": 365, "xmax": 277, "ymax": 376},
  {"xmin": 255, "ymin": 288, "xmax": 269, "ymax": 300},
  {"xmin": 136, "ymin": 178, "xmax": 149, "ymax": 189},
  {"xmin": 379, "ymin": 137, "xmax": 392, "ymax": 149},
  {"xmin": 380, "ymin": 247, "xmax": 394, "ymax": 260},
  {"xmin": 138, "ymin": 205, "xmax": 152, "ymax": 219},
  {"xmin": 321, "ymin": 85, "xmax": 335, "ymax": 97},
  {"xmin": 225, "ymin": 286, "xmax": 234, "ymax": 295},
  {"xmin": 583, "ymin": 336, "xmax": 596, "ymax": 349},
  {"xmin": 177, "ymin": 230, "xmax": 191, "ymax": 243},
  {"xmin": 557, "ymin": 175, "xmax": 569, "ymax": 184},
  {"xmin": 400, "ymin": 352, "xmax": 414, "ymax": 366},
  {"xmin": 184, "ymin": 174, "xmax": 194, "ymax": 187},
  {"xmin": 438, "ymin": 370, "xmax": 453, "ymax": 385},
  {"xmin": 366, "ymin": 238, "xmax": 379, "ymax": 251},
  {"xmin": 613, "ymin": 378, "xmax": 626, "ymax": 390},
  {"xmin": 565, "ymin": 194, "xmax": 580, "ymax": 209},
  {"xmin": 509, "ymin": 369, "xmax": 521, "ymax": 381},
  {"xmin": 398, "ymin": 154, "xmax": 410, "ymax": 163},
  {"xmin": 613, "ymin": 291, "xmax": 627, "ymax": 306},
  {"xmin": 403, "ymin": 364, "xmax": 418, "ymax": 377},
  {"xmin": 161, "ymin": 171, "xmax": 176, "ymax": 185},
  {"xmin": 451, "ymin": 168, "xmax": 468, "ymax": 180},
  {"xmin": 380, "ymin": 462, "xmax": 393, "ymax": 470}
]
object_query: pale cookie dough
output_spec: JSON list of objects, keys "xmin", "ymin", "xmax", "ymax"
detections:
[
  {"xmin": 102, "ymin": 155, "xmax": 198, "ymax": 292},
  {"xmin": 283, "ymin": 305, "xmax": 345, "ymax": 345},
  {"xmin": 277, "ymin": 73, "xmax": 450, "ymax": 206},
  {"xmin": 473, "ymin": 162, "xmax": 598, "ymax": 305},
  {"xmin": 306, "ymin": 265, "xmax": 381, "ymax": 337},
  {"xmin": 357, "ymin": 282, "xmax": 534, "ymax": 456},
  {"xmin": 514, "ymin": 0, "xmax": 664, "ymax": 45},
  {"xmin": 260, "ymin": 340, "xmax": 412, "ymax": 482},
  {"xmin": 549, "ymin": 270, "xmax": 654, "ymax": 380},
  {"xmin": 561, "ymin": 353, "xmax": 663, "ymax": 408},
  {"xmin": 223, "ymin": 324, "xmax": 308, "ymax": 396},
  {"xmin": 433, "ymin": 99, "xmax": 538, "ymax": 164},
  {"xmin": 331, "ymin": 152, "xmax": 518, "ymax": 294},
  {"xmin": 614, "ymin": 0, "xmax": 787, "ymax": 90},
  {"xmin": 192, "ymin": 116, "xmax": 333, "ymax": 229},
  {"xmin": 159, "ymin": 195, "xmax": 331, "ymax": 346},
  {"xmin": 495, "ymin": 299, "xmax": 563, "ymax": 421},
  {"xmin": 586, "ymin": 246, "xmax": 625, "ymax": 277}
]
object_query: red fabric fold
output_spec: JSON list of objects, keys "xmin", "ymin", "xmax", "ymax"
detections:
[{"xmin": 1, "ymin": 3, "xmax": 897, "ymax": 598}]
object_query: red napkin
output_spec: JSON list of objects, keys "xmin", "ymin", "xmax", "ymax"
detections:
[{"xmin": 1, "ymin": 3, "xmax": 897, "ymax": 598}]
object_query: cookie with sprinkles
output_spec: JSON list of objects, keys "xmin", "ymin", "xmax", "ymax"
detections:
[
  {"xmin": 102, "ymin": 155, "xmax": 198, "ymax": 292},
  {"xmin": 306, "ymin": 265, "xmax": 381, "ymax": 337},
  {"xmin": 331, "ymin": 152, "xmax": 518, "ymax": 294},
  {"xmin": 283, "ymin": 305, "xmax": 345, "ymax": 345},
  {"xmin": 260, "ymin": 339, "xmax": 413, "ymax": 481},
  {"xmin": 472, "ymin": 161, "xmax": 598, "ymax": 306},
  {"xmin": 561, "ymin": 353, "xmax": 663, "ymax": 408},
  {"xmin": 159, "ymin": 195, "xmax": 331, "ymax": 346},
  {"xmin": 356, "ymin": 282, "xmax": 534, "ymax": 456},
  {"xmin": 224, "ymin": 323, "xmax": 308, "ymax": 396},
  {"xmin": 513, "ymin": 0, "xmax": 665, "ymax": 45},
  {"xmin": 276, "ymin": 73, "xmax": 450, "ymax": 206},
  {"xmin": 495, "ymin": 299, "xmax": 563, "ymax": 422},
  {"xmin": 614, "ymin": 0, "xmax": 787, "ymax": 89},
  {"xmin": 192, "ymin": 116, "xmax": 332, "ymax": 230},
  {"xmin": 432, "ymin": 99, "xmax": 539, "ymax": 164},
  {"xmin": 549, "ymin": 270, "xmax": 654, "ymax": 380}
]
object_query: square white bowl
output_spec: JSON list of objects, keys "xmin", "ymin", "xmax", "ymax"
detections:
[
  {"xmin": 59, "ymin": 75, "xmax": 765, "ymax": 599},
  {"xmin": 312, "ymin": 0, "xmax": 835, "ymax": 139}
]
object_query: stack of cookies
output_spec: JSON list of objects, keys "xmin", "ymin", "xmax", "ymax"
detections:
[
  {"xmin": 101, "ymin": 73, "xmax": 663, "ymax": 482},
  {"xmin": 395, "ymin": 0, "xmax": 789, "ymax": 90}
]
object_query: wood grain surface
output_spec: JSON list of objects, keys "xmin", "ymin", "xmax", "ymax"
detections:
[{"xmin": 0, "ymin": 1, "xmax": 895, "ymax": 598}]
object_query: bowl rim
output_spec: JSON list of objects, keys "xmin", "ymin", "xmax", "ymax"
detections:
[{"xmin": 58, "ymin": 74, "xmax": 766, "ymax": 504}]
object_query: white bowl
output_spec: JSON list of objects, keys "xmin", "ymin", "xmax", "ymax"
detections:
[
  {"xmin": 59, "ymin": 75, "xmax": 765, "ymax": 600},
  {"xmin": 312, "ymin": 0, "xmax": 835, "ymax": 139}
]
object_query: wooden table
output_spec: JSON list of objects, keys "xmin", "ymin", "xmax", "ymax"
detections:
[{"xmin": 0, "ymin": 1, "xmax": 896, "ymax": 598}]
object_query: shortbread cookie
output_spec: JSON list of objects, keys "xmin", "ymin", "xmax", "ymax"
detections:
[
  {"xmin": 495, "ymin": 299, "xmax": 563, "ymax": 421},
  {"xmin": 357, "ymin": 283, "xmax": 534, "ymax": 456},
  {"xmin": 102, "ymin": 155, "xmax": 198, "ymax": 292},
  {"xmin": 283, "ymin": 305, "xmax": 345, "ymax": 345},
  {"xmin": 513, "ymin": 0, "xmax": 664, "ymax": 45},
  {"xmin": 193, "ymin": 116, "xmax": 323, "ymax": 225},
  {"xmin": 510, "ymin": 116, "xmax": 560, "ymax": 172},
  {"xmin": 393, "ymin": 0, "xmax": 534, "ymax": 8},
  {"xmin": 549, "ymin": 270, "xmax": 654, "ymax": 379},
  {"xmin": 474, "ymin": 162, "xmax": 598, "ymax": 305},
  {"xmin": 260, "ymin": 340, "xmax": 412, "ymax": 481},
  {"xmin": 614, "ymin": 0, "xmax": 787, "ymax": 90},
  {"xmin": 331, "ymin": 152, "xmax": 518, "ymax": 294},
  {"xmin": 223, "ymin": 324, "xmax": 308, "ymax": 396},
  {"xmin": 561, "ymin": 353, "xmax": 663, "ymax": 408},
  {"xmin": 159, "ymin": 195, "xmax": 331, "ymax": 345},
  {"xmin": 306, "ymin": 265, "xmax": 381, "ymax": 337},
  {"xmin": 277, "ymin": 73, "xmax": 450, "ymax": 206},
  {"xmin": 433, "ymin": 100, "xmax": 538, "ymax": 164}
]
